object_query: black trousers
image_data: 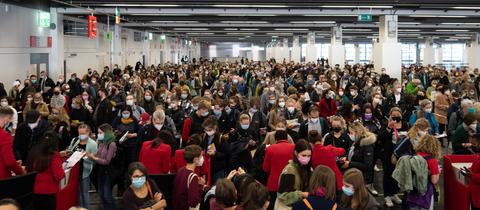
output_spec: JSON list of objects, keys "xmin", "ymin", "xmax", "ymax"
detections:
[
  {"xmin": 267, "ymin": 191, "xmax": 277, "ymax": 210},
  {"xmin": 33, "ymin": 193, "xmax": 56, "ymax": 210}
]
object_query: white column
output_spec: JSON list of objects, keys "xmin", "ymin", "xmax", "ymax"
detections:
[
  {"xmin": 423, "ymin": 37, "xmax": 435, "ymax": 65},
  {"xmin": 112, "ymin": 24, "xmax": 122, "ymax": 67},
  {"xmin": 329, "ymin": 26, "xmax": 345, "ymax": 67},
  {"xmin": 291, "ymin": 36, "xmax": 301, "ymax": 63},
  {"xmin": 49, "ymin": 8, "xmax": 64, "ymax": 78},
  {"xmin": 436, "ymin": 44, "xmax": 443, "ymax": 65},
  {"xmin": 143, "ymin": 31, "xmax": 150, "ymax": 65},
  {"xmin": 281, "ymin": 38, "xmax": 289, "ymax": 62},
  {"xmin": 354, "ymin": 43, "xmax": 360, "ymax": 64},
  {"xmin": 467, "ymin": 35, "xmax": 480, "ymax": 68},
  {"xmin": 274, "ymin": 42, "xmax": 282, "ymax": 61},
  {"xmin": 374, "ymin": 15, "xmax": 402, "ymax": 79},
  {"xmin": 252, "ymin": 44, "xmax": 259, "ymax": 61},
  {"xmin": 305, "ymin": 32, "xmax": 317, "ymax": 63}
]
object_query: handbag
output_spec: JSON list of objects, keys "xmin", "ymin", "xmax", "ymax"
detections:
[
  {"xmin": 188, "ymin": 172, "xmax": 200, "ymax": 210},
  {"xmin": 139, "ymin": 181, "xmax": 157, "ymax": 209}
]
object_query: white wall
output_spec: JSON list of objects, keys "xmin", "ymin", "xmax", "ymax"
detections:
[{"xmin": 0, "ymin": 3, "xmax": 51, "ymax": 88}]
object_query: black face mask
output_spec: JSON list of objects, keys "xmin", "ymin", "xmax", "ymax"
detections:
[
  {"xmin": 332, "ymin": 127, "xmax": 342, "ymax": 133},
  {"xmin": 392, "ymin": 116, "xmax": 402, "ymax": 123}
]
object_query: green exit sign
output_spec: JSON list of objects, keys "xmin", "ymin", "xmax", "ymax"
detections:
[
  {"xmin": 38, "ymin": 12, "xmax": 50, "ymax": 27},
  {"xmin": 358, "ymin": 14, "xmax": 372, "ymax": 22}
]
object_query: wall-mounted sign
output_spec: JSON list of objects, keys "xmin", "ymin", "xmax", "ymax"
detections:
[
  {"xmin": 30, "ymin": 36, "xmax": 52, "ymax": 48},
  {"xmin": 88, "ymin": 15, "xmax": 97, "ymax": 39},
  {"xmin": 358, "ymin": 14, "xmax": 372, "ymax": 22},
  {"xmin": 115, "ymin": 8, "xmax": 120, "ymax": 24},
  {"xmin": 38, "ymin": 12, "xmax": 50, "ymax": 27},
  {"xmin": 104, "ymin": 32, "xmax": 113, "ymax": 40}
]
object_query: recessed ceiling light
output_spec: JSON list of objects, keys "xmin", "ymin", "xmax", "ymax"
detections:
[
  {"xmin": 187, "ymin": 32, "xmax": 214, "ymax": 35},
  {"xmin": 320, "ymin": 5, "xmax": 393, "ymax": 9},
  {"xmin": 224, "ymin": 28, "xmax": 238, "ymax": 31},
  {"xmin": 240, "ymin": 28, "xmax": 259, "ymax": 31},
  {"xmin": 274, "ymin": 28, "xmax": 309, "ymax": 31},
  {"xmin": 221, "ymin": 21, "xmax": 269, "ymax": 24},
  {"xmin": 436, "ymin": 29, "xmax": 469, "ymax": 32},
  {"xmin": 212, "ymin": 4, "xmax": 287, "ymax": 8},
  {"xmin": 289, "ymin": 21, "xmax": 336, "ymax": 24},
  {"xmin": 173, "ymin": 28, "xmax": 209, "ymax": 31}
]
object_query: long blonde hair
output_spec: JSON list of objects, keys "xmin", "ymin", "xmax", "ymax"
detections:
[
  {"xmin": 348, "ymin": 121, "xmax": 368, "ymax": 139},
  {"xmin": 407, "ymin": 118, "xmax": 430, "ymax": 139},
  {"xmin": 416, "ymin": 134, "xmax": 441, "ymax": 159}
]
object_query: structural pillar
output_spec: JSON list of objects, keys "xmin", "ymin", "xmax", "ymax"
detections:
[
  {"xmin": 329, "ymin": 26, "xmax": 345, "ymax": 67},
  {"xmin": 436, "ymin": 44, "xmax": 443, "ymax": 65},
  {"xmin": 305, "ymin": 32, "xmax": 317, "ymax": 63},
  {"xmin": 291, "ymin": 36, "xmax": 301, "ymax": 63},
  {"xmin": 423, "ymin": 37, "xmax": 435, "ymax": 65},
  {"xmin": 280, "ymin": 38, "xmax": 289, "ymax": 62},
  {"xmin": 467, "ymin": 37, "xmax": 480, "ymax": 68},
  {"xmin": 143, "ymin": 31, "xmax": 150, "ymax": 66},
  {"xmin": 373, "ymin": 15, "xmax": 402, "ymax": 79},
  {"xmin": 112, "ymin": 24, "xmax": 122, "ymax": 67},
  {"xmin": 49, "ymin": 8, "xmax": 64, "ymax": 78},
  {"xmin": 354, "ymin": 43, "xmax": 360, "ymax": 64}
]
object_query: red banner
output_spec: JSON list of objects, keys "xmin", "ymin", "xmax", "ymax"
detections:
[
  {"xmin": 30, "ymin": 36, "xmax": 37, "ymax": 47},
  {"xmin": 88, "ymin": 15, "xmax": 97, "ymax": 39}
]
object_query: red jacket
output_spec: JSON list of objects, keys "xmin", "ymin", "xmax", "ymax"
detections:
[
  {"xmin": 311, "ymin": 144, "xmax": 345, "ymax": 190},
  {"xmin": 470, "ymin": 157, "xmax": 480, "ymax": 208},
  {"xmin": 318, "ymin": 98, "xmax": 337, "ymax": 119},
  {"xmin": 0, "ymin": 129, "xmax": 24, "ymax": 179},
  {"xmin": 263, "ymin": 140, "xmax": 294, "ymax": 192},
  {"xmin": 139, "ymin": 141, "xmax": 171, "ymax": 174},
  {"xmin": 171, "ymin": 150, "xmax": 209, "ymax": 178},
  {"xmin": 33, "ymin": 153, "xmax": 65, "ymax": 194}
]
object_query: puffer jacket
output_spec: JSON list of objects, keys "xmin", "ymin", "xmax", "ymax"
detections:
[{"xmin": 347, "ymin": 132, "xmax": 376, "ymax": 183}]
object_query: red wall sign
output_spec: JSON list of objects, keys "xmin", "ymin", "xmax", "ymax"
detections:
[{"xmin": 88, "ymin": 15, "xmax": 97, "ymax": 39}]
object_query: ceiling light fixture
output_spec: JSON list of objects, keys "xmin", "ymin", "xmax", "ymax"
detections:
[
  {"xmin": 221, "ymin": 21, "xmax": 269, "ymax": 24},
  {"xmin": 150, "ymin": 21, "xmax": 198, "ymax": 23},
  {"xmin": 187, "ymin": 32, "xmax": 214, "ymax": 35},
  {"xmin": 212, "ymin": 4, "xmax": 287, "ymax": 8},
  {"xmin": 240, "ymin": 28, "xmax": 260, "ymax": 31},
  {"xmin": 436, "ymin": 29, "xmax": 469, "ymax": 32},
  {"xmin": 224, "ymin": 28, "xmax": 238, "ymax": 31},
  {"xmin": 173, "ymin": 28, "xmax": 209, "ymax": 31},
  {"xmin": 289, "ymin": 21, "xmax": 336, "ymax": 24},
  {"xmin": 320, "ymin": 5, "xmax": 393, "ymax": 9},
  {"xmin": 227, "ymin": 32, "xmax": 255, "ymax": 35},
  {"xmin": 274, "ymin": 28, "xmax": 309, "ymax": 31},
  {"xmin": 409, "ymin": 15, "xmax": 467, "ymax": 18},
  {"xmin": 99, "ymin": 4, "xmax": 179, "ymax": 7},
  {"xmin": 451, "ymin": 7, "xmax": 480, "ymax": 10}
]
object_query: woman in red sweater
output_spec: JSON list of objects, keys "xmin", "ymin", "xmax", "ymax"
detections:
[
  {"xmin": 309, "ymin": 129, "xmax": 345, "ymax": 190},
  {"xmin": 139, "ymin": 135, "xmax": 172, "ymax": 174},
  {"xmin": 262, "ymin": 130, "xmax": 295, "ymax": 209},
  {"xmin": 26, "ymin": 132, "xmax": 65, "ymax": 210},
  {"xmin": 318, "ymin": 89, "xmax": 338, "ymax": 119},
  {"xmin": 0, "ymin": 107, "xmax": 24, "ymax": 179}
]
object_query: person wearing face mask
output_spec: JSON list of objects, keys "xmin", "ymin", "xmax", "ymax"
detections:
[
  {"xmin": 173, "ymin": 145, "xmax": 205, "ymax": 210},
  {"xmin": 323, "ymin": 116, "xmax": 352, "ymax": 154},
  {"xmin": 262, "ymin": 130, "xmax": 295, "ymax": 210},
  {"xmin": 50, "ymin": 87, "xmax": 66, "ymax": 109},
  {"xmin": 348, "ymin": 86, "xmax": 365, "ymax": 115},
  {"xmin": 182, "ymin": 100, "xmax": 211, "ymax": 142},
  {"xmin": 214, "ymin": 88, "xmax": 226, "ymax": 100},
  {"xmin": 267, "ymin": 96, "xmax": 287, "ymax": 131},
  {"xmin": 138, "ymin": 134, "xmax": 172, "ymax": 175},
  {"xmin": 341, "ymin": 122, "xmax": 377, "ymax": 196},
  {"xmin": 81, "ymin": 91, "xmax": 94, "ymax": 114},
  {"xmin": 299, "ymin": 105, "xmax": 329, "ymax": 140},
  {"xmin": 394, "ymin": 118, "xmax": 430, "ymax": 159},
  {"xmin": 123, "ymin": 94, "xmax": 146, "ymax": 121},
  {"xmin": 141, "ymin": 90, "xmax": 156, "ymax": 115},
  {"xmin": 0, "ymin": 97, "xmax": 17, "ymax": 134},
  {"xmin": 85, "ymin": 124, "xmax": 118, "ymax": 210},
  {"xmin": 69, "ymin": 97, "xmax": 92, "ymax": 137},
  {"xmin": 226, "ymin": 96, "xmax": 242, "ymax": 131},
  {"xmin": 248, "ymin": 97, "xmax": 268, "ymax": 139},
  {"xmin": 283, "ymin": 98, "xmax": 303, "ymax": 139},
  {"xmin": 123, "ymin": 162, "xmax": 167, "ymax": 210},
  {"xmin": 211, "ymin": 99, "xmax": 228, "ymax": 133},
  {"xmin": 378, "ymin": 107, "xmax": 409, "ymax": 207},
  {"xmin": 93, "ymin": 88, "xmax": 114, "ymax": 127},
  {"xmin": 260, "ymin": 84, "xmax": 278, "ymax": 115},
  {"xmin": 62, "ymin": 124, "xmax": 97, "ymax": 209},
  {"xmin": 13, "ymin": 110, "xmax": 50, "ymax": 163},
  {"xmin": 318, "ymin": 89, "xmax": 338, "ymax": 119},
  {"xmin": 228, "ymin": 114, "xmax": 257, "ymax": 172},
  {"xmin": 0, "ymin": 107, "xmax": 25, "ymax": 179},
  {"xmin": 275, "ymin": 140, "xmax": 312, "ymax": 209},
  {"xmin": 201, "ymin": 116, "xmax": 229, "ymax": 185},
  {"xmin": 409, "ymin": 99, "xmax": 440, "ymax": 135},
  {"xmin": 22, "ymin": 92, "xmax": 49, "ymax": 119},
  {"xmin": 340, "ymin": 168, "xmax": 381, "ymax": 210},
  {"xmin": 137, "ymin": 109, "xmax": 176, "ymax": 156},
  {"xmin": 452, "ymin": 112, "xmax": 478, "ymax": 154},
  {"xmin": 385, "ymin": 81, "xmax": 406, "ymax": 114},
  {"xmin": 37, "ymin": 71, "xmax": 56, "ymax": 101},
  {"xmin": 166, "ymin": 97, "xmax": 186, "ymax": 138}
]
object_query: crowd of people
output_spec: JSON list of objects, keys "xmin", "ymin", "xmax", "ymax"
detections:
[{"xmin": 0, "ymin": 58, "xmax": 479, "ymax": 210}]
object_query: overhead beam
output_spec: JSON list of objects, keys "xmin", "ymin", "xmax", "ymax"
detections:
[{"xmin": 55, "ymin": 7, "xmax": 480, "ymax": 16}]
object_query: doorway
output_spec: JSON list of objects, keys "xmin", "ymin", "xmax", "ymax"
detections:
[{"xmin": 30, "ymin": 53, "xmax": 49, "ymax": 76}]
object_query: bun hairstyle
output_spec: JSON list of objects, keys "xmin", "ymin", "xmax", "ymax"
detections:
[{"xmin": 308, "ymin": 130, "xmax": 322, "ymax": 144}]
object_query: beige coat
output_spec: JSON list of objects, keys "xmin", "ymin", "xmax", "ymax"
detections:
[
  {"xmin": 434, "ymin": 93, "xmax": 450, "ymax": 125},
  {"xmin": 23, "ymin": 101, "xmax": 49, "ymax": 119}
]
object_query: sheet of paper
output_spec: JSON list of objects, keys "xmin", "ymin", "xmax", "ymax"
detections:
[
  {"xmin": 119, "ymin": 131, "xmax": 129, "ymax": 144},
  {"xmin": 63, "ymin": 151, "xmax": 85, "ymax": 169},
  {"xmin": 60, "ymin": 168, "xmax": 72, "ymax": 190},
  {"xmin": 434, "ymin": 133, "xmax": 447, "ymax": 139}
]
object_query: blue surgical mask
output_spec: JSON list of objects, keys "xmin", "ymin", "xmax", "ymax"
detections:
[
  {"xmin": 79, "ymin": 134, "xmax": 88, "ymax": 141},
  {"xmin": 241, "ymin": 124, "xmax": 250, "ymax": 130},
  {"xmin": 132, "ymin": 176, "xmax": 146, "ymax": 189},
  {"xmin": 202, "ymin": 111, "xmax": 209, "ymax": 117},
  {"xmin": 342, "ymin": 186, "xmax": 354, "ymax": 197},
  {"xmin": 213, "ymin": 110, "xmax": 222, "ymax": 117},
  {"xmin": 469, "ymin": 107, "xmax": 476, "ymax": 113},
  {"xmin": 122, "ymin": 113, "xmax": 130, "ymax": 119}
]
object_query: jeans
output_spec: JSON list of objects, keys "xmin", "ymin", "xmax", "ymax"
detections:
[
  {"xmin": 98, "ymin": 173, "xmax": 117, "ymax": 210},
  {"xmin": 79, "ymin": 177, "xmax": 90, "ymax": 208}
]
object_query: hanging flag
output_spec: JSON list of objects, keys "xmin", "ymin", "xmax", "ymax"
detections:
[
  {"xmin": 115, "ymin": 8, "xmax": 120, "ymax": 24},
  {"xmin": 88, "ymin": 15, "xmax": 97, "ymax": 39}
]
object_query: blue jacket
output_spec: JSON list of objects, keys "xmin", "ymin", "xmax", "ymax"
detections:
[
  {"xmin": 67, "ymin": 137, "xmax": 98, "ymax": 179},
  {"xmin": 409, "ymin": 111, "xmax": 439, "ymax": 134}
]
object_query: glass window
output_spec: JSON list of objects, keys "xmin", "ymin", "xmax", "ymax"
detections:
[
  {"xmin": 419, "ymin": 44, "xmax": 424, "ymax": 64},
  {"xmin": 209, "ymin": 45, "xmax": 217, "ymax": 58},
  {"xmin": 358, "ymin": 43, "xmax": 372, "ymax": 64},
  {"xmin": 401, "ymin": 43, "xmax": 417, "ymax": 65},
  {"xmin": 345, "ymin": 44, "xmax": 355, "ymax": 64},
  {"xmin": 316, "ymin": 43, "xmax": 330, "ymax": 59},
  {"xmin": 442, "ymin": 43, "xmax": 465, "ymax": 68}
]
